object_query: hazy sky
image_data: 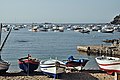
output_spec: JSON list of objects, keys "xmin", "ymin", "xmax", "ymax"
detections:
[{"xmin": 0, "ymin": 0, "xmax": 120, "ymax": 23}]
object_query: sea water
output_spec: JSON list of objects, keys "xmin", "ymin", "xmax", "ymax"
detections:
[{"xmin": 1, "ymin": 27, "xmax": 120, "ymax": 72}]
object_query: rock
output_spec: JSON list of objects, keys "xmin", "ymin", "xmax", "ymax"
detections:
[{"xmin": 111, "ymin": 14, "xmax": 120, "ymax": 24}]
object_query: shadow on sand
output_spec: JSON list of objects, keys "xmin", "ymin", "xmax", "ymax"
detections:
[
  {"xmin": 0, "ymin": 71, "xmax": 44, "ymax": 76},
  {"xmin": 60, "ymin": 72, "xmax": 99, "ymax": 80}
]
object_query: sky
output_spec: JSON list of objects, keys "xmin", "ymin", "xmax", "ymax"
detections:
[{"xmin": 0, "ymin": 0, "xmax": 120, "ymax": 23}]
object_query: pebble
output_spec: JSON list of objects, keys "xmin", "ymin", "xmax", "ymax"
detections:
[{"xmin": 0, "ymin": 72, "xmax": 114, "ymax": 80}]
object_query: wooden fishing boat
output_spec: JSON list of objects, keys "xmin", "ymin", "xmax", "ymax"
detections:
[
  {"xmin": 65, "ymin": 56, "xmax": 89, "ymax": 71},
  {"xmin": 18, "ymin": 54, "xmax": 40, "ymax": 73},
  {"xmin": 40, "ymin": 59, "xmax": 65, "ymax": 78},
  {"xmin": 95, "ymin": 56, "xmax": 120, "ymax": 74}
]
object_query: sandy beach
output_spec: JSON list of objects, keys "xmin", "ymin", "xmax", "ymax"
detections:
[{"xmin": 0, "ymin": 71, "xmax": 114, "ymax": 80}]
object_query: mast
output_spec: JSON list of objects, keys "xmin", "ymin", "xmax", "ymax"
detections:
[
  {"xmin": 0, "ymin": 23, "xmax": 12, "ymax": 60},
  {"xmin": 0, "ymin": 25, "xmax": 12, "ymax": 51},
  {"xmin": 0, "ymin": 23, "xmax": 2, "ymax": 60}
]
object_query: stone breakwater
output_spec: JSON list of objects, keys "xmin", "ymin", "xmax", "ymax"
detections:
[
  {"xmin": 77, "ymin": 45, "xmax": 120, "ymax": 57},
  {"xmin": 77, "ymin": 39, "xmax": 120, "ymax": 57}
]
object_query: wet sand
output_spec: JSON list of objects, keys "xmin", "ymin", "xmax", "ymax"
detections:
[{"xmin": 0, "ymin": 71, "xmax": 114, "ymax": 80}]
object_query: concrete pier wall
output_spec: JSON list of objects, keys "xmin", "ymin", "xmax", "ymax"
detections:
[{"xmin": 77, "ymin": 45, "xmax": 120, "ymax": 57}]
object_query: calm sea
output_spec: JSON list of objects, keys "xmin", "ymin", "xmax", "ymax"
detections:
[{"xmin": 1, "ymin": 27, "xmax": 120, "ymax": 72}]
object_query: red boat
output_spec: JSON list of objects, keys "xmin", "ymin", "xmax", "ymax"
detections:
[{"xmin": 18, "ymin": 54, "xmax": 40, "ymax": 73}]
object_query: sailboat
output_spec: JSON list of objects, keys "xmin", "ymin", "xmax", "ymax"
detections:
[{"xmin": 0, "ymin": 23, "xmax": 11, "ymax": 73}]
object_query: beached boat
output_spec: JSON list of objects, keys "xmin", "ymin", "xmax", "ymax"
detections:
[
  {"xmin": 0, "ymin": 60, "xmax": 10, "ymax": 73},
  {"xmin": 40, "ymin": 59, "xmax": 65, "ymax": 78},
  {"xmin": 65, "ymin": 56, "xmax": 89, "ymax": 71},
  {"xmin": 0, "ymin": 23, "xmax": 11, "ymax": 73},
  {"xmin": 95, "ymin": 56, "xmax": 120, "ymax": 74},
  {"xmin": 18, "ymin": 54, "xmax": 40, "ymax": 73}
]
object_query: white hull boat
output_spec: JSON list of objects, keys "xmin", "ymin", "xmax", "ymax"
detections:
[
  {"xmin": 40, "ymin": 59, "xmax": 65, "ymax": 78},
  {"xmin": 95, "ymin": 56, "xmax": 120, "ymax": 74},
  {"xmin": 101, "ymin": 25, "xmax": 114, "ymax": 33}
]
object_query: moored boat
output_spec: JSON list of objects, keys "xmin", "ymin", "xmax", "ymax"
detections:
[
  {"xmin": 18, "ymin": 54, "xmax": 40, "ymax": 73},
  {"xmin": 80, "ymin": 28, "xmax": 90, "ymax": 33},
  {"xmin": 40, "ymin": 59, "xmax": 65, "ymax": 78},
  {"xmin": 65, "ymin": 56, "xmax": 89, "ymax": 71},
  {"xmin": 101, "ymin": 25, "xmax": 114, "ymax": 33},
  {"xmin": 28, "ymin": 26, "xmax": 39, "ymax": 32},
  {"xmin": 95, "ymin": 56, "xmax": 120, "ymax": 74}
]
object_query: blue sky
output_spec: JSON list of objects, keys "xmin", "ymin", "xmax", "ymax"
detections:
[{"xmin": 0, "ymin": 0, "xmax": 120, "ymax": 23}]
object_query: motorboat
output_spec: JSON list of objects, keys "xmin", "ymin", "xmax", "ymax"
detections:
[
  {"xmin": 80, "ymin": 28, "xmax": 90, "ymax": 33},
  {"xmin": 95, "ymin": 56, "xmax": 120, "ymax": 74},
  {"xmin": 101, "ymin": 25, "xmax": 114, "ymax": 33},
  {"xmin": 29, "ymin": 26, "xmax": 39, "ymax": 32},
  {"xmin": 40, "ymin": 59, "xmax": 65, "ymax": 78},
  {"xmin": 18, "ymin": 54, "xmax": 40, "ymax": 73}
]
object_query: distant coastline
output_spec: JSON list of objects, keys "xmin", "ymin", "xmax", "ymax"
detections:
[{"xmin": 111, "ymin": 14, "xmax": 120, "ymax": 24}]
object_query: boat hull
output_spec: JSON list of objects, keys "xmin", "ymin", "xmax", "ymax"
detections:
[
  {"xmin": 18, "ymin": 60, "xmax": 39, "ymax": 73},
  {"xmin": 40, "ymin": 64, "xmax": 65, "ymax": 78},
  {"xmin": 0, "ymin": 61, "xmax": 10, "ymax": 73},
  {"xmin": 101, "ymin": 29, "xmax": 114, "ymax": 33},
  {"xmin": 40, "ymin": 60, "xmax": 65, "ymax": 78},
  {"xmin": 95, "ymin": 56, "xmax": 120, "ymax": 73},
  {"xmin": 65, "ymin": 59, "xmax": 89, "ymax": 71},
  {"xmin": 65, "ymin": 61, "xmax": 82, "ymax": 70}
]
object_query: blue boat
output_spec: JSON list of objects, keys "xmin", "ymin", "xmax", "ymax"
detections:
[
  {"xmin": 65, "ymin": 56, "xmax": 89, "ymax": 71},
  {"xmin": 18, "ymin": 54, "xmax": 40, "ymax": 73}
]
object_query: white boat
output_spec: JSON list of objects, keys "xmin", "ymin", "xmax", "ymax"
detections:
[
  {"xmin": 95, "ymin": 56, "xmax": 120, "ymax": 74},
  {"xmin": 101, "ymin": 25, "xmax": 114, "ymax": 33},
  {"xmin": 40, "ymin": 59, "xmax": 65, "ymax": 78},
  {"xmin": 28, "ymin": 26, "xmax": 39, "ymax": 32},
  {"xmin": 58, "ymin": 26, "xmax": 64, "ymax": 32},
  {"xmin": 13, "ymin": 27, "xmax": 19, "ymax": 30},
  {"xmin": 80, "ymin": 28, "xmax": 90, "ymax": 33}
]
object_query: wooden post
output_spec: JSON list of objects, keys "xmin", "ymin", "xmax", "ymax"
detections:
[
  {"xmin": 87, "ymin": 47, "xmax": 90, "ymax": 56},
  {"xmin": 114, "ymin": 72, "xmax": 117, "ymax": 80}
]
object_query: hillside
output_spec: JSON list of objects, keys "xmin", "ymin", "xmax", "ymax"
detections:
[{"xmin": 111, "ymin": 14, "xmax": 120, "ymax": 24}]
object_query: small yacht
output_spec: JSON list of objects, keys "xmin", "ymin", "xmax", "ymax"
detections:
[{"xmin": 101, "ymin": 25, "xmax": 114, "ymax": 33}]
